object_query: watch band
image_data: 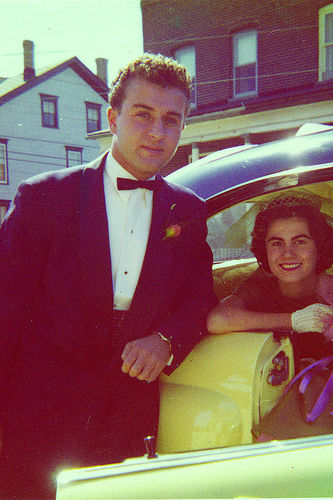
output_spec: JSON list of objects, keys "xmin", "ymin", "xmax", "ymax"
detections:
[{"xmin": 154, "ymin": 331, "xmax": 173, "ymax": 366}]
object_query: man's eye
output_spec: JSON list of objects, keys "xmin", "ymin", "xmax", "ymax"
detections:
[
  {"xmin": 164, "ymin": 116, "xmax": 178, "ymax": 126},
  {"xmin": 136, "ymin": 111, "xmax": 150, "ymax": 119},
  {"xmin": 295, "ymin": 239, "xmax": 306, "ymax": 245}
]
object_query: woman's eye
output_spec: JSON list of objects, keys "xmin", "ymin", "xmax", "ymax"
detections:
[{"xmin": 269, "ymin": 241, "xmax": 282, "ymax": 247}]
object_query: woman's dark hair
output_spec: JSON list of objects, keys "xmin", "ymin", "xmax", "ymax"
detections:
[{"xmin": 251, "ymin": 195, "xmax": 333, "ymax": 273}]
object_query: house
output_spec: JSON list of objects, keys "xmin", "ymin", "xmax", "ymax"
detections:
[
  {"xmin": 137, "ymin": 0, "xmax": 333, "ymax": 175},
  {"xmin": 0, "ymin": 40, "xmax": 110, "ymax": 222}
]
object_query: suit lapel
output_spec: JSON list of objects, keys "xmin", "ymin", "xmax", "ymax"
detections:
[{"xmin": 78, "ymin": 154, "xmax": 114, "ymax": 330}]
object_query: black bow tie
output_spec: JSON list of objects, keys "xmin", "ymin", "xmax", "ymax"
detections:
[{"xmin": 117, "ymin": 178, "xmax": 157, "ymax": 191}]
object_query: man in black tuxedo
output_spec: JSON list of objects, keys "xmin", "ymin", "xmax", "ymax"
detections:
[{"xmin": 0, "ymin": 53, "xmax": 216, "ymax": 497}]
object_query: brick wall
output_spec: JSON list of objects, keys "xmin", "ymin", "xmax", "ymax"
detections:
[{"xmin": 141, "ymin": 0, "xmax": 324, "ymax": 109}]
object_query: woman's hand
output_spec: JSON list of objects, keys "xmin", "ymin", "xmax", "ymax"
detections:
[{"xmin": 291, "ymin": 303, "xmax": 333, "ymax": 333}]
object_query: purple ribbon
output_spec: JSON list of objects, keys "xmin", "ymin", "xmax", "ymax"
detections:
[{"xmin": 284, "ymin": 355, "xmax": 333, "ymax": 422}]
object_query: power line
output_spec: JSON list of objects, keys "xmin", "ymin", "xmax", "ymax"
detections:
[
  {"xmin": 145, "ymin": 23, "xmax": 317, "ymax": 47},
  {"xmin": 196, "ymin": 68, "xmax": 318, "ymax": 86},
  {"xmin": 0, "ymin": 133, "xmax": 102, "ymax": 148}
]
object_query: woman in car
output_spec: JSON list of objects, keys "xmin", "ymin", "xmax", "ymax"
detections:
[{"xmin": 207, "ymin": 194, "xmax": 333, "ymax": 368}]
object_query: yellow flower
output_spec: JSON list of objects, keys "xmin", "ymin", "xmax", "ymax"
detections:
[{"xmin": 163, "ymin": 224, "xmax": 181, "ymax": 240}]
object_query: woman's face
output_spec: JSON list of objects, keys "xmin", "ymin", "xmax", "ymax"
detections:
[{"xmin": 265, "ymin": 216, "xmax": 318, "ymax": 286}]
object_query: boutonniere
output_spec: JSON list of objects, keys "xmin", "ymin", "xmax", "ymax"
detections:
[
  {"xmin": 163, "ymin": 223, "xmax": 182, "ymax": 240},
  {"xmin": 163, "ymin": 203, "xmax": 197, "ymax": 241},
  {"xmin": 163, "ymin": 203, "xmax": 182, "ymax": 240}
]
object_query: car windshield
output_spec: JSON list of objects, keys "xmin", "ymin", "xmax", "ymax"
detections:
[{"xmin": 207, "ymin": 180, "xmax": 333, "ymax": 263}]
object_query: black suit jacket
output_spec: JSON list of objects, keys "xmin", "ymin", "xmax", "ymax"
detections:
[{"xmin": 0, "ymin": 153, "xmax": 216, "ymax": 482}]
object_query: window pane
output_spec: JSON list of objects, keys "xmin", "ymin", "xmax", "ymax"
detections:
[
  {"xmin": 233, "ymin": 31, "xmax": 257, "ymax": 96},
  {"xmin": 67, "ymin": 149, "xmax": 82, "ymax": 168},
  {"xmin": 41, "ymin": 97, "xmax": 57, "ymax": 128},
  {"xmin": 87, "ymin": 120, "xmax": 98, "ymax": 132},
  {"xmin": 326, "ymin": 45, "xmax": 333, "ymax": 72},
  {"xmin": 325, "ymin": 13, "xmax": 333, "ymax": 43},
  {"xmin": 87, "ymin": 107, "xmax": 98, "ymax": 121},
  {"xmin": 175, "ymin": 46, "xmax": 196, "ymax": 76},
  {"xmin": 44, "ymin": 113, "xmax": 56, "ymax": 127},
  {"xmin": 236, "ymin": 33, "xmax": 257, "ymax": 65},
  {"xmin": 43, "ymin": 101, "xmax": 55, "ymax": 114},
  {"xmin": 86, "ymin": 104, "xmax": 101, "ymax": 132},
  {"xmin": 235, "ymin": 63, "xmax": 256, "ymax": 94},
  {"xmin": 207, "ymin": 202, "xmax": 254, "ymax": 262},
  {"xmin": 0, "ymin": 143, "xmax": 6, "ymax": 182},
  {"xmin": 174, "ymin": 45, "xmax": 196, "ymax": 106}
]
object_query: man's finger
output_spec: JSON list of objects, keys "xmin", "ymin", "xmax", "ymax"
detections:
[{"xmin": 128, "ymin": 359, "xmax": 146, "ymax": 378}]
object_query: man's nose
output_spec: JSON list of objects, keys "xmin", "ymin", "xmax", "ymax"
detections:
[{"xmin": 148, "ymin": 118, "xmax": 164, "ymax": 140}]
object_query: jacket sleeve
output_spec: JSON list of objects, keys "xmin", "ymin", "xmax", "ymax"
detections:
[
  {"xmin": 0, "ymin": 181, "xmax": 51, "ymax": 378},
  {"xmin": 158, "ymin": 198, "xmax": 218, "ymax": 373}
]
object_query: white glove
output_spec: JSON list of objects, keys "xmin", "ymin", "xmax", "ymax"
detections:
[{"xmin": 291, "ymin": 303, "xmax": 333, "ymax": 333}]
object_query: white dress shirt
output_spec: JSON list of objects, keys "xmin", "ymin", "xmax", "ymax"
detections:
[{"xmin": 103, "ymin": 152, "xmax": 154, "ymax": 311}]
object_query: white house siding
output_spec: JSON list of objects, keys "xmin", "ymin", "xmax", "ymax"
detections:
[{"xmin": 0, "ymin": 67, "xmax": 109, "ymax": 202}]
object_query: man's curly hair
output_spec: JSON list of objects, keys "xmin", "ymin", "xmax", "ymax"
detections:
[
  {"xmin": 108, "ymin": 53, "xmax": 192, "ymax": 115},
  {"xmin": 251, "ymin": 196, "xmax": 333, "ymax": 274}
]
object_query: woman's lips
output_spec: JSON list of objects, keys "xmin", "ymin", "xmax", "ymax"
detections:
[{"xmin": 279, "ymin": 263, "xmax": 302, "ymax": 271}]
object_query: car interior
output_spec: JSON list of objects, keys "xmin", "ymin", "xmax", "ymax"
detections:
[{"xmin": 157, "ymin": 180, "xmax": 333, "ymax": 454}]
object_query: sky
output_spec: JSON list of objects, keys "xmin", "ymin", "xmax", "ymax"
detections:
[{"xmin": 0, "ymin": 0, "xmax": 144, "ymax": 84}]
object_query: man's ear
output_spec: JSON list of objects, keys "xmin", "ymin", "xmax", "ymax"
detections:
[{"xmin": 107, "ymin": 106, "xmax": 118, "ymax": 134}]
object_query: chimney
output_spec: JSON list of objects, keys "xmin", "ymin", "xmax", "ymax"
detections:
[
  {"xmin": 95, "ymin": 58, "xmax": 108, "ymax": 86},
  {"xmin": 23, "ymin": 40, "xmax": 35, "ymax": 81}
]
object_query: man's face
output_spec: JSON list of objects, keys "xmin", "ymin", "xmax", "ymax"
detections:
[{"xmin": 107, "ymin": 77, "xmax": 188, "ymax": 180}]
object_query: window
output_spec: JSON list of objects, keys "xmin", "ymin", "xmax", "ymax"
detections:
[
  {"xmin": 40, "ymin": 94, "xmax": 58, "ymax": 128},
  {"xmin": 233, "ymin": 30, "xmax": 257, "ymax": 97},
  {"xmin": 86, "ymin": 102, "xmax": 101, "ymax": 133},
  {"xmin": 319, "ymin": 4, "xmax": 333, "ymax": 81},
  {"xmin": 0, "ymin": 203, "xmax": 9, "ymax": 224},
  {"xmin": 0, "ymin": 139, "xmax": 8, "ymax": 183},
  {"xmin": 174, "ymin": 45, "xmax": 197, "ymax": 107},
  {"xmin": 207, "ymin": 182, "xmax": 333, "ymax": 264},
  {"xmin": 207, "ymin": 201, "xmax": 254, "ymax": 262},
  {"xmin": 65, "ymin": 147, "xmax": 83, "ymax": 168}
]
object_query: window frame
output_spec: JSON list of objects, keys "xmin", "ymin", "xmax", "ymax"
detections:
[
  {"xmin": 319, "ymin": 3, "xmax": 333, "ymax": 81},
  {"xmin": 0, "ymin": 139, "xmax": 8, "ymax": 184},
  {"xmin": 233, "ymin": 30, "xmax": 258, "ymax": 98},
  {"xmin": 85, "ymin": 102, "xmax": 102, "ymax": 133},
  {"xmin": 40, "ymin": 94, "xmax": 59, "ymax": 129},
  {"xmin": 65, "ymin": 146, "xmax": 83, "ymax": 168},
  {"xmin": 174, "ymin": 45, "xmax": 197, "ymax": 108}
]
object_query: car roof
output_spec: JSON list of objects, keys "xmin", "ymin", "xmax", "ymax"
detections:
[{"xmin": 167, "ymin": 128, "xmax": 333, "ymax": 200}]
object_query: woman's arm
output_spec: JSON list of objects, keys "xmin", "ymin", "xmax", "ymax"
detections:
[{"xmin": 207, "ymin": 294, "xmax": 292, "ymax": 334}]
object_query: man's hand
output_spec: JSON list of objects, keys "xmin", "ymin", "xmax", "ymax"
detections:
[{"xmin": 121, "ymin": 334, "xmax": 171, "ymax": 382}]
